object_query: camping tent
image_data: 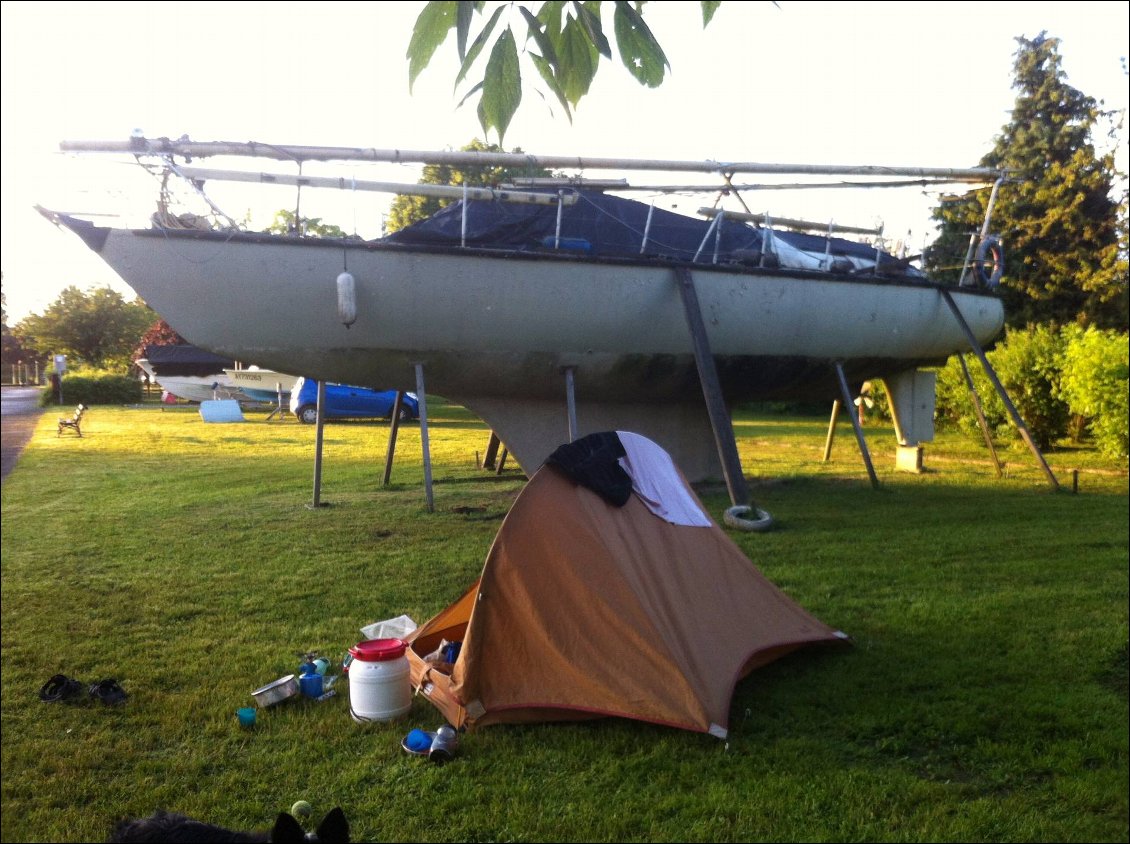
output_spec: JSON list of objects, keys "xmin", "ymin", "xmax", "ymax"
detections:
[{"xmin": 406, "ymin": 432, "xmax": 847, "ymax": 738}]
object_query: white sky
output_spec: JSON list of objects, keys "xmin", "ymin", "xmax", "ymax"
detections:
[{"xmin": 2, "ymin": 0, "xmax": 1127, "ymax": 323}]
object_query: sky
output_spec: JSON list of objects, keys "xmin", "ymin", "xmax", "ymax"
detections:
[{"xmin": 2, "ymin": 0, "xmax": 1127, "ymax": 324}]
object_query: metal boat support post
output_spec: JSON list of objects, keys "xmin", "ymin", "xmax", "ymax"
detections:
[
  {"xmin": 382, "ymin": 391, "xmax": 408, "ymax": 486},
  {"xmin": 308, "ymin": 380, "xmax": 329, "ymax": 509},
  {"xmin": 957, "ymin": 355, "xmax": 1004, "ymax": 477},
  {"xmin": 674, "ymin": 267, "xmax": 754, "ymax": 511},
  {"xmin": 941, "ymin": 290, "xmax": 1059, "ymax": 490},
  {"xmin": 834, "ymin": 362, "xmax": 880, "ymax": 489},
  {"xmin": 415, "ymin": 363, "xmax": 435, "ymax": 512}
]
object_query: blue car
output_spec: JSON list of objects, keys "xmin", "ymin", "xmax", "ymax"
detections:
[{"xmin": 289, "ymin": 377, "xmax": 419, "ymax": 424}]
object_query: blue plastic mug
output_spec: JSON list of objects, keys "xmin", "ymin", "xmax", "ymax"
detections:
[{"xmin": 299, "ymin": 672, "xmax": 324, "ymax": 699}]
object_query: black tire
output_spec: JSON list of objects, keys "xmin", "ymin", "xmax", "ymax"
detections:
[
  {"xmin": 397, "ymin": 406, "xmax": 415, "ymax": 422},
  {"xmin": 296, "ymin": 405, "xmax": 318, "ymax": 424}
]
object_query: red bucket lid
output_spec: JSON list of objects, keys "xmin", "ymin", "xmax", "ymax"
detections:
[{"xmin": 349, "ymin": 637, "xmax": 407, "ymax": 662}]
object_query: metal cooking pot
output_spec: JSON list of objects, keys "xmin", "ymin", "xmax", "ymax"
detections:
[{"xmin": 251, "ymin": 674, "xmax": 299, "ymax": 708}]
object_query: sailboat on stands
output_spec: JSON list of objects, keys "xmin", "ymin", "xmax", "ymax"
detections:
[{"xmin": 41, "ymin": 136, "xmax": 1008, "ymax": 483}]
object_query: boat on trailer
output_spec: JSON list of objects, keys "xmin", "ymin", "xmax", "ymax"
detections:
[{"xmin": 42, "ymin": 137, "xmax": 1008, "ymax": 482}]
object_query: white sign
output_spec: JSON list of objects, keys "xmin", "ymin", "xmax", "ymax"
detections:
[{"xmin": 53, "ymin": 354, "xmax": 67, "ymax": 374}]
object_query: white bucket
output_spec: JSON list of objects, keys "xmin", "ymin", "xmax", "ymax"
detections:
[{"xmin": 347, "ymin": 638, "xmax": 412, "ymax": 722}]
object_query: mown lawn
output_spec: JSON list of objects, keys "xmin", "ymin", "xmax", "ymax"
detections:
[{"xmin": 1, "ymin": 398, "xmax": 1126, "ymax": 842}]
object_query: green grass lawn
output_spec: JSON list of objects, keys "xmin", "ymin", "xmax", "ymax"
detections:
[{"xmin": 2, "ymin": 398, "xmax": 1126, "ymax": 842}]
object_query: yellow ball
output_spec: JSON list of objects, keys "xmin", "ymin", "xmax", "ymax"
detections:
[{"xmin": 291, "ymin": 800, "xmax": 312, "ymax": 818}]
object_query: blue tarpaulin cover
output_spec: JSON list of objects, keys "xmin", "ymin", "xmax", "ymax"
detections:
[{"xmin": 384, "ymin": 190, "xmax": 894, "ymax": 267}]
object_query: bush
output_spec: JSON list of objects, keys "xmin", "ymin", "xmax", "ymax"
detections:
[
  {"xmin": 1059, "ymin": 327, "xmax": 1129, "ymax": 459},
  {"xmin": 934, "ymin": 325, "xmax": 1070, "ymax": 450},
  {"xmin": 39, "ymin": 374, "xmax": 143, "ymax": 407}
]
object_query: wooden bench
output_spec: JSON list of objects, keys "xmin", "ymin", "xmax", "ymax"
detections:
[{"xmin": 57, "ymin": 404, "xmax": 87, "ymax": 438}]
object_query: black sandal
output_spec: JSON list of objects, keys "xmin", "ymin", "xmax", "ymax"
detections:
[
  {"xmin": 88, "ymin": 678, "xmax": 128, "ymax": 706},
  {"xmin": 39, "ymin": 674, "xmax": 85, "ymax": 703}
]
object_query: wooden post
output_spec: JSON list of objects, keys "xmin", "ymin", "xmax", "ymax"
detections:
[{"xmin": 822, "ymin": 400, "xmax": 841, "ymax": 462}]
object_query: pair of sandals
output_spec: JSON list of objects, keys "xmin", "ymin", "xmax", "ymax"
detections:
[{"xmin": 39, "ymin": 674, "xmax": 127, "ymax": 706}]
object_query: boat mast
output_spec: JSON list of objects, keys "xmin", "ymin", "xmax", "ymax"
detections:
[{"xmin": 60, "ymin": 137, "xmax": 1005, "ymax": 183}]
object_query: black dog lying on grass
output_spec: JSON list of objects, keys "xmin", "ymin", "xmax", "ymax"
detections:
[{"xmin": 107, "ymin": 806, "xmax": 349, "ymax": 843}]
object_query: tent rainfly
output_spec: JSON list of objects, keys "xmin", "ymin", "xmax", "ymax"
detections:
[{"xmin": 406, "ymin": 431, "xmax": 849, "ymax": 738}]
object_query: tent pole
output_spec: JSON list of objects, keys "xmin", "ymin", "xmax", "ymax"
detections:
[
  {"xmin": 414, "ymin": 363, "xmax": 435, "ymax": 512},
  {"xmin": 833, "ymin": 363, "xmax": 879, "ymax": 489},
  {"xmin": 940, "ymin": 290, "xmax": 1058, "ymax": 490},
  {"xmin": 674, "ymin": 266, "xmax": 752, "ymax": 507}
]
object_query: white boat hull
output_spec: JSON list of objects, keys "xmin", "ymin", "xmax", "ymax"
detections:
[
  {"xmin": 223, "ymin": 368, "xmax": 300, "ymax": 401},
  {"xmin": 152, "ymin": 374, "xmax": 252, "ymax": 404},
  {"xmin": 60, "ymin": 218, "xmax": 1005, "ymax": 478}
]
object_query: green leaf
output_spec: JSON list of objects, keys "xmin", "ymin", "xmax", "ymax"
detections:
[
  {"xmin": 613, "ymin": 0, "xmax": 669, "ymax": 87},
  {"xmin": 558, "ymin": 16, "xmax": 598, "ymax": 106},
  {"xmin": 455, "ymin": 1, "xmax": 476, "ymax": 60},
  {"xmin": 529, "ymin": 53, "xmax": 573, "ymax": 122},
  {"xmin": 480, "ymin": 27, "xmax": 522, "ymax": 143},
  {"xmin": 456, "ymin": 79, "xmax": 485, "ymax": 110},
  {"xmin": 519, "ymin": 6, "xmax": 561, "ymax": 73},
  {"xmin": 572, "ymin": 1, "xmax": 612, "ymax": 58},
  {"xmin": 701, "ymin": 0, "xmax": 722, "ymax": 26},
  {"xmin": 408, "ymin": 1, "xmax": 459, "ymax": 91},
  {"xmin": 537, "ymin": 0, "xmax": 567, "ymax": 37},
  {"xmin": 455, "ymin": 5, "xmax": 505, "ymax": 90}
]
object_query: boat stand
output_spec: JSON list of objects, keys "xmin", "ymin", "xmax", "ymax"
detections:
[
  {"xmin": 265, "ymin": 383, "xmax": 289, "ymax": 421},
  {"xmin": 674, "ymin": 267, "xmax": 753, "ymax": 509},
  {"xmin": 479, "ymin": 432, "xmax": 510, "ymax": 474},
  {"xmin": 956, "ymin": 354, "xmax": 1003, "ymax": 478},
  {"xmin": 940, "ymin": 290, "xmax": 1058, "ymax": 490},
  {"xmin": 307, "ymin": 380, "xmax": 330, "ymax": 509},
  {"xmin": 414, "ymin": 362, "xmax": 435, "ymax": 512},
  {"xmin": 378, "ymin": 369, "xmax": 435, "ymax": 510},
  {"xmin": 382, "ymin": 391, "xmax": 408, "ymax": 485},
  {"xmin": 831, "ymin": 363, "xmax": 880, "ymax": 489}
]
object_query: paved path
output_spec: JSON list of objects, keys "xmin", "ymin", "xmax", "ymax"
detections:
[{"xmin": 1, "ymin": 386, "xmax": 45, "ymax": 484}]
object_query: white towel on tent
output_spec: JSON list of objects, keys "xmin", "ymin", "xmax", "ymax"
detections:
[{"xmin": 616, "ymin": 431, "xmax": 712, "ymax": 527}]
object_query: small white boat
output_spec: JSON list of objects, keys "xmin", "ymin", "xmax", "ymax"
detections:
[
  {"xmin": 136, "ymin": 346, "xmax": 254, "ymax": 404},
  {"xmin": 222, "ymin": 367, "xmax": 301, "ymax": 403}
]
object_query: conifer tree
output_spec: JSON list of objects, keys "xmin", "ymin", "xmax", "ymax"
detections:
[{"xmin": 926, "ymin": 33, "xmax": 1126, "ymax": 329}]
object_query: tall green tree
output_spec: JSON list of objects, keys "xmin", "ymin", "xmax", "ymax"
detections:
[
  {"xmin": 407, "ymin": 1, "xmax": 722, "ymax": 143},
  {"xmin": 926, "ymin": 33, "xmax": 1126, "ymax": 329},
  {"xmin": 15, "ymin": 286, "xmax": 155, "ymax": 370},
  {"xmin": 385, "ymin": 138, "xmax": 553, "ymax": 232}
]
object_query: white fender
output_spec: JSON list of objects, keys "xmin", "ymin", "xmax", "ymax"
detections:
[{"xmin": 337, "ymin": 271, "xmax": 357, "ymax": 327}]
